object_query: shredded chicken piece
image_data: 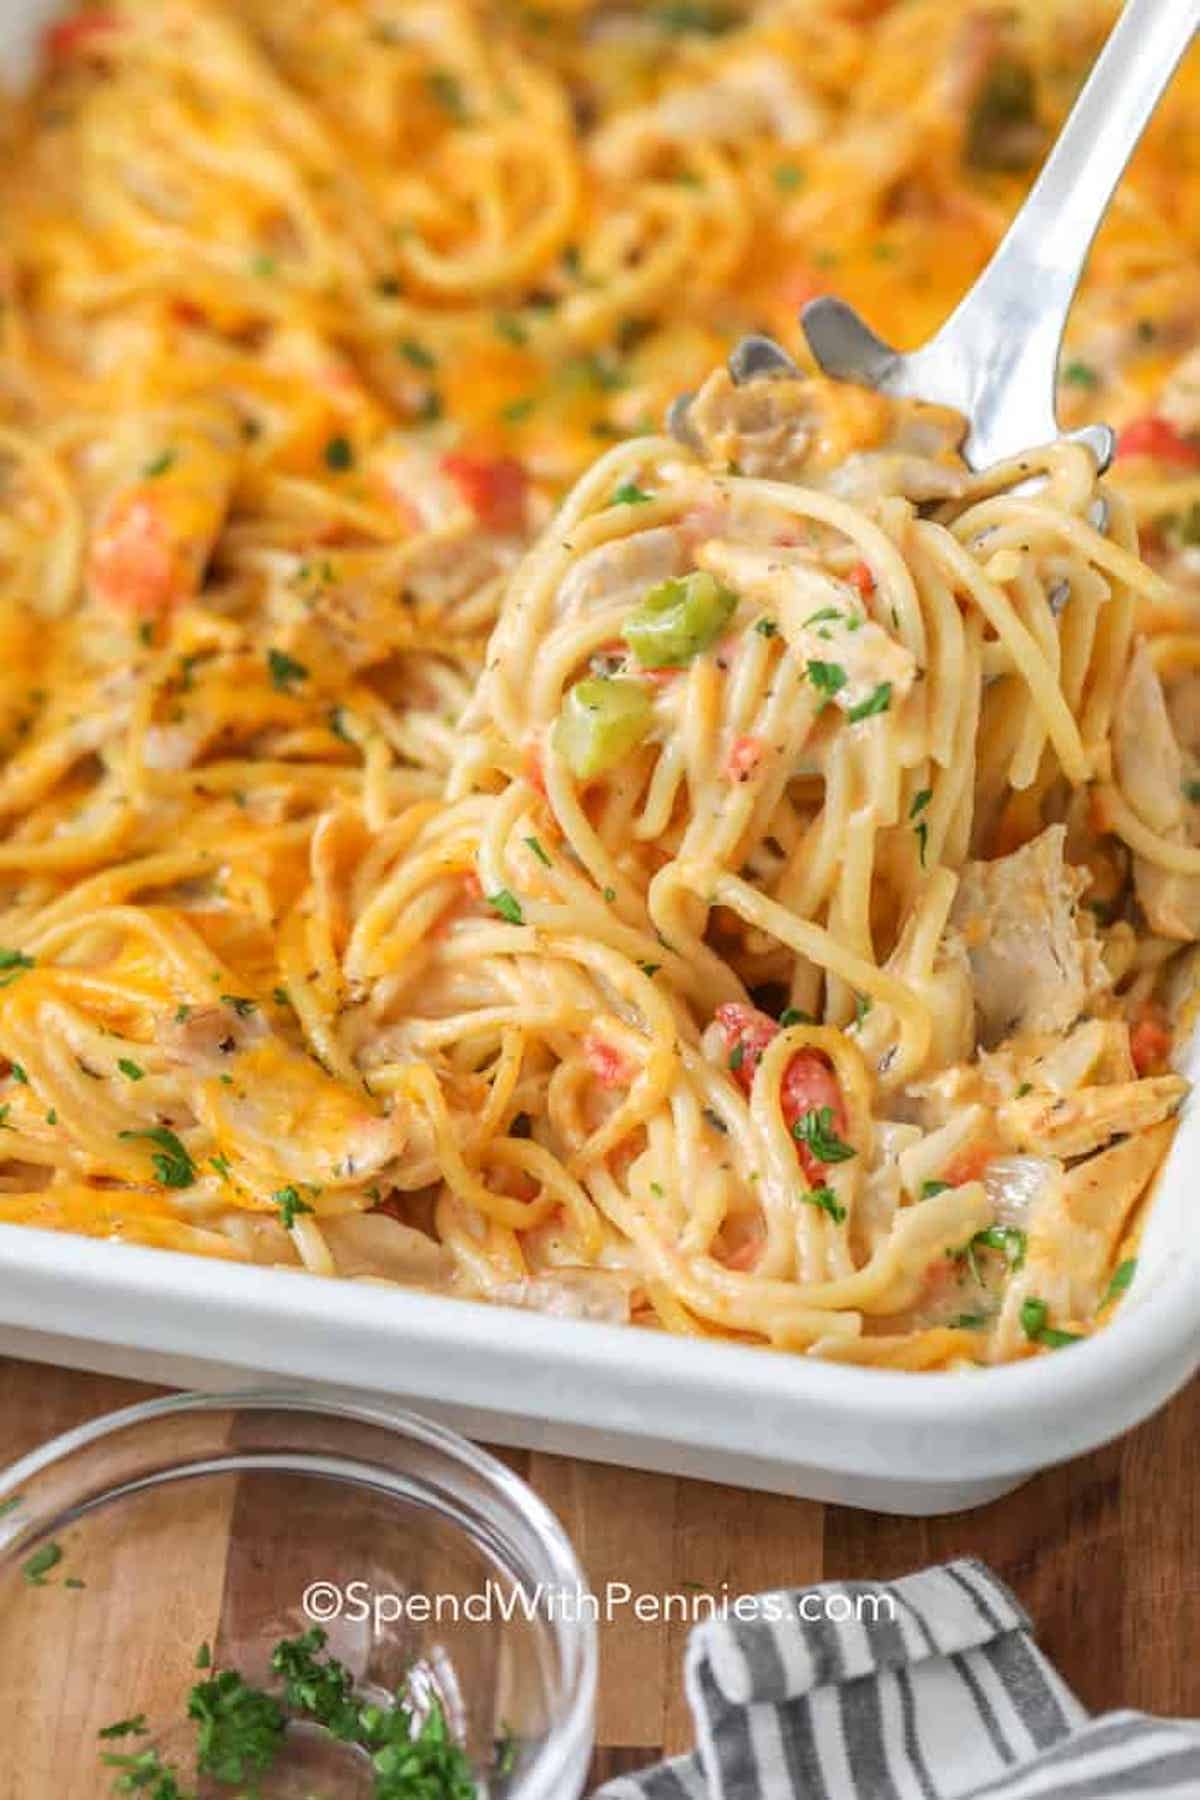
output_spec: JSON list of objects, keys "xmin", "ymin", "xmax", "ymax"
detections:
[
  {"xmin": 554, "ymin": 524, "xmax": 685, "ymax": 624},
  {"xmin": 697, "ymin": 539, "xmax": 917, "ymax": 712},
  {"xmin": 951, "ymin": 826, "xmax": 1109, "ymax": 1048},
  {"xmin": 997, "ymin": 1072, "xmax": 1186, "ymax": 1159},
  {"xmin": 991, "ymin": 1122, "xmax": 1174, "ymax": 1359}
]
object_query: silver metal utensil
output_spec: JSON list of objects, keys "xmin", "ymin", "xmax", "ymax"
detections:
[{"xmin": 800, "ymin": 0, "xmax": 1199, "ymax": 472}]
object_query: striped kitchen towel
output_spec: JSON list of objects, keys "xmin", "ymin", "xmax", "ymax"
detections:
[{"xmin": 594, "ymin": 1559, "xmax": 1200, "ymax": 1799}]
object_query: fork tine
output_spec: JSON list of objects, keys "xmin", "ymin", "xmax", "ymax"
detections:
[
  {"xmin": 727, "ymin": 335, "xmax": 798, "ymax": 385},
  {"xmin": 800, "ymin": 297, "xmax": 900, "ymax": 387}
]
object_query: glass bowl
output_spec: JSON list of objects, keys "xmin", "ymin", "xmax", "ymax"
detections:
[{"xmin": 0, "ymin": 1389, "xmax": 596, "ymax": 1798}]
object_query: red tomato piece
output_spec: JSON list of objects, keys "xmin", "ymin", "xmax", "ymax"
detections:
[
  {"xmin": 1115, "ymin": 416, "xmax": 1200, "ymax": 467},
  {"xmin": 848, "ymin": 560, "xmax": 876, "ymax": 599},
  {"xmin": 1130, "ymin": 1011, "xmax": 1172, "ymax": 1077},
  {"xmin": 714, "ymin": 1002, "xmax": 780, "ymax": 1094},
  {"xmin": 715, "ymin": 1004, "xmax": 849, "ymax": 1183},
  {"xmin": 939, "ymin": 1144, "xmax": 993, "ymax": 1188},
  {"xmin": 440, "ymin": 453, "xmax": 528, "ymax": 534},
  {"xmin": 44, "ymin": 10, "xmax": 117, "ymax": 59},
  {"xmin": 727, "ymin": 735, "xmax": 765, "ymax": 782},
  {"xmin": 584, "ymin": 1037, "xmax": 631, "ymax": 1089},
  {"xmin": 780, "ymin": 1049, "xmax": 849, "ymax": 1185},
  {"xmin": 88, "ymin": 495, "xmax": 178, "ymax": 616}
]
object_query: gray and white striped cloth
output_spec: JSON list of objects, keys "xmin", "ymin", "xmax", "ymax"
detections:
[{"xmin": 594, "ymin": 1559, "xmax": 1200, "ymax": 1800}]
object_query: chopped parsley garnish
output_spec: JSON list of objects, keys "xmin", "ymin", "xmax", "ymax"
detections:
[
  {"xmin": 773, "ymin": 163, "xmax": 804, "ymax": 191},
  {"xmin": 792, "ymin": 1106, "xmax": 855, "ymax": 1164},
  {"xmin": 0, "ymin": 947, "xmax": 34, "ymax": 988},
  {"xmin": 909, "ymin": 788, "xmax": 932, "ymax": 818},
  {"xmin": 729, "ymin": 1043, "xmax": 745, "ymax": 1071},
  {"xmin": 920, "ymin": 1178, "xmax": 951, "ymax": 1198},
  {"xmin": 949, "ymin": 1312, "xmax": 990, "ymax": 1330},
  {"xmin": 755, "ymin": 618, "xmax": 778, "ymax": 637},
  {"xmin": 488, "ymin": 888, "xmax": 525, "ymax": 925},
  {"xmin": 494, "ymin": 312, "xmax": 528, "ymax": 346},
  {"xmin": 1015, "ymin": 1080, "xmax": 1033, "ymax": 1097},
  {"xmin": 99, "ymin": 1746, "xmax": 187, "ymax": 1797},
  {"xmin": 267, "ymin": 647, "xmax": 309, "ymax": 692},
  {"xmin": 428, "ymin": 69, "xmax": 469, "ymax": 122},
  {"xmin": 500, "ymin": 396, "xmax": 536, "ymax": 423},
  {"xmin": 118, "ymin": 1127, "xmax": 196, "ymax": 1189},
  {"xmin": 846, "ymin": 682, "xmax": 891, "ymax": 723},
  {"xmin": 0, "ymin": 1107, "xmax": 10, "ymax": 1131},
  {"xmin": 7, "ymin": 1062, "xmax": 27, "ymax": 1085},
  {"xmin": 636, "ymin": 960, "xmax": 661, "ymax": 978},
  {"xmin": 803, "ymin": 1184, "xmax": 846, "ymax": 1224},
  {"xmin": 971, "ymin": 1224, "xmax": 1027, "ymax": 1271},
  {"xmin": 915, "ymin": 820, "xmax": 929, "ymax": 867},
  {"xmin": 805, "ymin": 659, "xmax": 847, "ymax": 698},
  {"xmin": 142, "ymin": 449, "xmax": 176, "ymax": 478},
  {"xmin": 210, "ymin": 1155, "xmax": 231, "ymax": 1180},
  {"xmin": 523, "ymin": 835, "xmax": 551, "ymax": 867},
  {"xmin": 416, "ymin": 388, "xmax": 444, "ymax": 424},
  {"xmin": 804, "ymin": 606, "xmax": 843, "ymax": 627},
  {"xmin": 853, "ymin": 992, "xmax": 873, "ymax": 1027},
  {"xmin": 323, "ymin": 434, "xmax": 354, "ymax": 471},
  {"xmin": 23, "ymin": 1541, "xmax": 62, "ymax": 1585},
  {"xmin": 398, "ymin": 337, "xmax": 436, "ymax": 370},
  {"xmin": 1105, "ymin": 1258, "xmax": 1137, "ymax": 1304},
  {"xmin": 188, "ymin": 1668, "xmax": 285, "ymax": 1786},
  {"xmin": 654, "ymin": 1, "xmax": 738, "ymax": 32},
  {"xmin": 610, "ymin": 482, "xmax": 653, "ymax": 505},
  {"xmin": 116, "ymin": 1059, "xmax": 145, "ymax": 1082},
  {"xmin": 1020, "ymin": 1296, "xmax": 1083, "ymax": 1348},
  {"xmin": 221, "ymin": 995, "xmax": 258, "ymax": 1018},
  {"xmin": 778, "ymin": 1007, "xmax": 813, "ymax": 1027},
  {"xmin": 1062, "ymin": 359, "xmax": 1099, "ymax": 389},
  {"xmin": 1183, "ymin": 779, "xmax": 1200, "ymax": 803},
  {"xmin": 702, "ymin": 1106, "xmax": 729, "ymax": 1134},
  {"xmin": 274, "ymin": 1186, "xmax": 313, "ymax": 1230}
]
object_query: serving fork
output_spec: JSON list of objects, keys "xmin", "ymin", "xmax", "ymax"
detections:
[{"xmin": 689, "ymin": 0, "xmax": 1198, "ymax": 476}]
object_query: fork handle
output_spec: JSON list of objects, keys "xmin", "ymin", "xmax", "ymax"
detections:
[{"xmin": 922, "ymin": 0, "xmax": 1198, "ymax": 466}]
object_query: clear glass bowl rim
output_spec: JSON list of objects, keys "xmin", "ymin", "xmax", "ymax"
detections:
[{"xmin": 0, "ymin": 1386, "xmax": 598, "ymax": 1800}]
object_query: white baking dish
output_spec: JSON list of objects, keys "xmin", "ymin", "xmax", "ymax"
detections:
[{"xmin": 1, "ymin": 2, "xmax": 1197, "ymax": 1516}]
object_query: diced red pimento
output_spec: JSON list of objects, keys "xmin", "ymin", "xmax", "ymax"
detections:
[
  {"xmin": 88, "ymin": 494, "xmax": 179, "ymax": 615},
  {"xmin": 847, "ymin": 560, "xmax": 876, "ymax": 599},
  {"xmin": 714, "ymin": 1002, "xmax": 849, "ymax": 1185},
  {"xmin": 584, "ymin": 1036, "xmax": 632, "ymax": 1089},
  {"xmin": 44, "ymin": 9, "xmax": 118, "ymax": 60},
  {"xmin": 440, "ymin": 453, "xmax": 528, "ymax": 534},
  {"xmin": 715, "ymin": 1003, "xmax": 780, "ymax": 1093},
  {"xmin": 1115, "ymin": 416, "xmax": 1200, "ymax": 467},
  {"xmin": 727, "ymin": 734, "xmax": 765, "ymax": 782},
  {"xmin": 780, "ymin": 1049, "xmax": 849, "ymax": 1185},
  {"xmin": 1130, "ymin": 1008, "xmax": 1172, "ymax": 1077},
  {"xmin": 938, "ymin": 1144, "xmax": 993, "ymax": 1188}
]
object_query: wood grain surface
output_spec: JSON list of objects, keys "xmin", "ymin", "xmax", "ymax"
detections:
[{"xmin": 0, "ymin": 1356, "xmax": 1195, "ymax": 1795}]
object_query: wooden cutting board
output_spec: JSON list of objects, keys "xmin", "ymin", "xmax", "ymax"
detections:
[{"xmin": 0, "ymin": 1357, "xmax": 1195, "ymax": 1793}]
